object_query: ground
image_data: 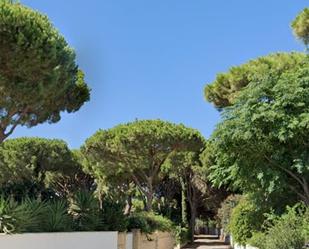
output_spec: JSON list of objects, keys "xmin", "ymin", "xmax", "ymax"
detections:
[{"xmin": 183, "ymin": 235, "xmax": 231, "ymax": 249}]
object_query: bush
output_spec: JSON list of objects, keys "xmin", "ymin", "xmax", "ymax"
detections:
[
  {"xmin": 0, "ymin": 197, "xmax": 47, "ymax": 233},
  {"xmin": 195, "ymin": 218, "xmax": 207, "ymax": 232},
  {"xmin": 127, "ymin": 212, "xmax": 173, "ymax": 234},
  {"xmin": 69, "ymin": 191, "xmax": 101, "ymax": 231},
  {"xmin": 99, "ymin": 196, "xmax": 127, "ymax": 232},
  {"xmin": 229, "ymin": 197, "xmax": 264, "ymax": 245},
  {"xmin": 43, "ymin": 199, "xmax": 72, "ymax": 232},
  {"xmin": 174, "ymin": 225, "xmax": 190, "ymax": 245},
  {"xmin": 217, "ymin": 194, "xmax": 241, "ymax": 233},
  {"xmin": 249, "ymin": 205, "xmax": 307, "ymax": 249}
]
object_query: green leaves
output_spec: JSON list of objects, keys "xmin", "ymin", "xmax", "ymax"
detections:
[
  {"xmin": 204, "ymin": 56, "xmax": 309, "ymax": 204},
  {"xmin": 292, "ymin": 8, "xmax": 309, "ymax": 46},
  {"xmin": 0, "ymin": 137, "xmax": 83, "ymax": 198},
  {"xmin": 0, "ymin": 1, "xmax": 90, "ymax": 141},
  {"xmin": 69, "ymin": 191, "xmax": 101, "ymax": 231},
  {"xmin": 82, "ymin": 119, "xmax": 205, "ymax": 210},
  {"xmin": 204, "ymin": 52, "xmax": 305, "ymax": 108}
]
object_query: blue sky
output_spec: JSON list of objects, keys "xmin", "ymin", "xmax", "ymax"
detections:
[{"xmin": 11, "ymin": 0, "xmax": 308, "ymax": 148}]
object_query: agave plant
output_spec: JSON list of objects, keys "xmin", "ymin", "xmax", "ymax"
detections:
[
  {"xmin": 0, "ymin": 197, "xmax": 16, "ymax": 234},
  {"xmin": 43, "ymin": 199, "xmax": 72, "ymax": 232},
  {"xmin": 69, "ymin": 191, "xmax": 101, "ymax": 231}
]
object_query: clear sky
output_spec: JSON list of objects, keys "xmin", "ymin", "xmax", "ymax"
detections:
[{"xmin": 11, "ymin": 0, "xmax": 308, "ymax": 148}]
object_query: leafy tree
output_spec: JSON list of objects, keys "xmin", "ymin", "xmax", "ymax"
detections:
[
  {"xmin": 204, "ymin": 52, "xmax": 305, "ymax": 108},
  {"xmin": 292, "ymin": 8, "xmax": 309, "ymax": 46},
  {"xmin": 0, "ymin": 1, "xmax": 90, "ymax": 142},
  {"xmin": 164, "ymin": 152, "xmax": 205, "ymax": 242},
  {"xmin": 204, "ymin": 57, "xmax": 309, "ymax": 205},
  {"xmin": 217, "ymin": 194, "xmax": 241, "ymax": 233},
  {"xmin": 82, "ymin": 119, "xmax": 205, "ymax": 211},
  {"xmin": 0, "ymin": 137, "xmax": 79, "ymax": 198},
  {"xmin": 46, "ymin": 150, "xmax": 94, "ymax": 198}
]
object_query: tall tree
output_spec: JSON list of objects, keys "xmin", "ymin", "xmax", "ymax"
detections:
[
  {"xmin": 165, "ymin": 151, "xmax": 228, "ymax": 241},
  {"xmin": 205, "ymin": 8, "xmax": 309, "ymax": 109},
  {"xmin": 0, "ymin": 137, "xmax": 81, "ymax": 198},
  {"xmin": 82, "ymin": 120, "xmax": 205, "ymax": 211},
  {"xmin": 204, "ymin": 52, "xmax": 305, "ymax": 108},
  {"xmin": 0, "ymin": 1, "xmax": 90, "ymax": 142},
  {"xmin": 204, "ymin": 57, "xmax": 309, "ymax": 205},
  {"xmin": 164, "ymin": 152, "xmax": 204, "ymax": 242},
  {"xmin": 292, "ymin": 8, "xmax": 309, "ymax": 46}
]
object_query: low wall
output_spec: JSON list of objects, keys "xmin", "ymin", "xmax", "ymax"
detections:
[
  {"xmin": 119, "ymin": 230, "xmax": 177, "ymax": 249},
  {"xmin": 232, "ymin": 244, "xmax": 258, "ymax": 249},
  {"xmin": 230, "ymin": 235, "xmax": 258, "ymax": 249},
  {"xmin": 118, "ymin": 232, "xmax": 133, "ymax": 249},
  {"xmin": 0, "ymin": 232, "xmax": 118, "ymax": 249}
]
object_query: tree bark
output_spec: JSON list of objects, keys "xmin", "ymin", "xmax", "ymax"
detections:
[
  {"xmin": 187, "ymin": 180, "xmax": 197, "ymax": 243},
  {"xmin": 145, "ymin": 191, "xmax": 153, "ymax": 211},
  {"xmin": 180, "ymin": 178, "xmax": 188, "ymax": 226},
  {"xmin": 189, "ymin": 198, "xmax": 197, "ymax": 242},
  {"xmin": 302, "ymin": 177, "xmax": 309, "ymax": 206},
  {"xmin": 124, "ymin": 194, "xmax": 133, "ymax": 215}
]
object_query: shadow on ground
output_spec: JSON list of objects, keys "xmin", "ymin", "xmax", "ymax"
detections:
[{"xmin": 182, "ymin": 235, "xmax": 231, "ymax": 249}]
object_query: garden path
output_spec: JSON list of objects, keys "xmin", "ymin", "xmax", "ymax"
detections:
[{"xmin": 182, "ymin": 235, "xmax": 232, "ymax": 249}]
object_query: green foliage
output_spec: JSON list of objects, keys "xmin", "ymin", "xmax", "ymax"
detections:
[
  {"xmin": 204, "ymin": 52, "xmax": 305, "ymax": 108},
  {"xmin": 99, "ymin": 196, "xmax": 128, "ymax": 232},
  {"xmin": 228, "ymin": 197, "xmax": 264, "ymax": 245},
  {"xmin": 43, "ymin": 200, "xmax": 72, "ymax": 232},
  {"xmin": 206, "ymin": 57, "xmax": 309, "ymax": 204},
  {"xmin": 0, "ymin": 1, "xmax": 90, "ymax": 141},
  {"xmin": 0, "ymin": 137, "xmax": 81, "ymax": 199},
  {"xmin": 195, "ymin": 218, "xmax": 207, "ymax": 231},
  {"xmin": 249, "ymin": 205, "xmax": 308, "ymax": 249},
  {"xmin": 0, "ymin": 197, "xmax": 47, "ymax": 233},
  {"xmin": 0, "ymin": 197, "xmax": 19, "ymax": 233},
  {"xmin": 292, "ymin": 8, "xmax": 309, "ymax": 46},
  {"xmin": 0, "ymin": 194, "xmax": 129, "ymax": 234},
  {"xmin": 174, "ymin": 225, "xmax": 190, "ymax": 245},
  {"xmin": 69, "ymin": 191, "xmax": 101, "ymax": 231},
  {"xmin": 217, "ymin": 195, "xmax": 241, "ymax": 232},
  {"xmin": 82, "ymin": 119, "xmax": 205, "ymax": 211},
  {"xmin": 127, "ymin": 212, "xmax": 174, "ymax": 234}
]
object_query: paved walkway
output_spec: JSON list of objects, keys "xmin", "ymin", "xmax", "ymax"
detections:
[{"xmin": 182, "ymin": 235, "xmax": 232, "ymax": 249}]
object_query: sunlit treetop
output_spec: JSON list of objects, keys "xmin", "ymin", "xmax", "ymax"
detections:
[
  {"xmin": 204, "ymin": 52, "xmax": 305, "ymax": 108},
  {"xmin": 0, "ymin": 1, "xmax": 90, "ymax": 142},
  {"xmin": 292, "ymin": 8, "xmax": 309, "ymax": 46}
]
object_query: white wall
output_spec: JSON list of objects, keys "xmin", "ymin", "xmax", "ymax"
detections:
[
  {"xmin": 126, "ymin": 232, "xmax": 133, "ymax": 249},
  {"xmin": 230, "ymin": 235, "xmax": 258, "ymax": 249},
  {"xmin": 0, "ymin": 232, "xmax": 118, "ymax": 249},
  {"xmin": 233, "ymin": 244, "xmax": 258, "ymax": 249}
]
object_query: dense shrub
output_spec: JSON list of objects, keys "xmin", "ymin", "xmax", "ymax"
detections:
[
  {"xmin": 217, "ymin": 195, "xmax": 241, "ymax": 233},
  {"xmin": 43, "ymin": 200, "xmax": 72, "ymax": 232},
  {"xmin": 174, "ymin": 225, "xmax": 190, "ymax": 245},
  {"xmin": 69, "ymin": 191, "xmax": 101, "ymax": 231},
  {"xmin": 127, "ymin": 212, "xmax": 174, "ymax": 234},
  {"xmin": 249, "ymin": 205, "xmax": 308, "ymax": 249},
  {"xmin": 0, "ymin": 197, "xmax": 47, "ymax": 233},
  {"xmin": 0, "ymin": 194, "xmax": 128, "ymax": 234},
  {"xmin": 229, "ymin": 197, "xmax": 264, "ymax": 245},
  {"xmin": 195, "ymin": 218, "xmax": 207, "ymax": 233},
  {"xmin": 99, "ymin": 196, "xmax": 127, "ymax": 232}
]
